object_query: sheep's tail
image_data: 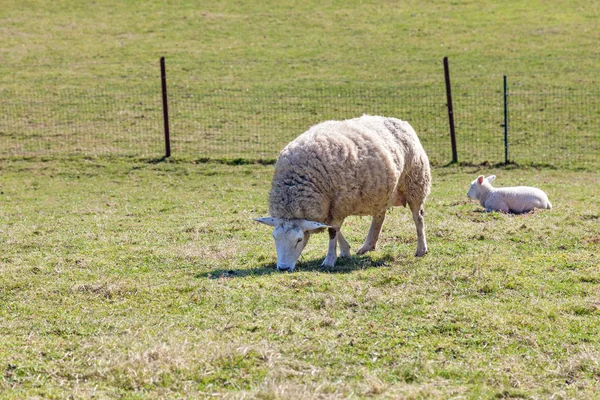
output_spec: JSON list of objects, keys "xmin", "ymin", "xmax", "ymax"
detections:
[{"xmin": 546, "ymin": 200, "xmax": 552, "ymax": 210}]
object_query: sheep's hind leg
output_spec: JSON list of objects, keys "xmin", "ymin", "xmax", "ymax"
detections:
[
  {"xmin": 409, "ymin": 201, "xmax": 427, "ymax": 257},
  {"xmin": 322, "ymin": 227, "xmax": 339, "ymax": 267},
  {"xmin": 357, "ymin": 213, "xmax": 386, "ymax": 255}
]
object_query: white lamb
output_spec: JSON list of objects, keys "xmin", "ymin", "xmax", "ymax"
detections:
[
  {"xmin": 255, "ymin": 115, "xmax": 431, "ymax": 271},
  {"xmin": 467, "ymin": 175, "xmax": 552, "ymax": 213}
]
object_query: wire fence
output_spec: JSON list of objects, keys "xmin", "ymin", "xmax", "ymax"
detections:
[
  {"xmin": 1, "ymin": 87, "xmax": 163, "ymax": 157},
  {"xmin": 169, "ymin": 84, "xmax": 451, "ymax": 164},
  {"xmin": 1, "ymin": 64, "xmax": 598, "ymax": 169}
]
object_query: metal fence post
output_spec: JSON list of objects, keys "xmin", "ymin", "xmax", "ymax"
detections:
[
  {"xmin": 160, "ymin": 57, "xmax": 171, "ymax": 158},
  {"xmin": 443, "ymin": 57, "xmax": 458, "ymax": 164},
  {"xmin": 503, "ymin": 75, "xmax": 508, "ymax": 164}
]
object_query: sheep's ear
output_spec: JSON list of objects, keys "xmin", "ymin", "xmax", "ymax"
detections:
[
  {"xmin": 486, "ymin": 175, "xmax": 496, "ymax": 183},
  {"xmin": 477, "ymin": 175, "xmax": 484, "ymax": 185},
  {"xmin": 254, "ymin": 217, "xmax": 282, "ymax": 227},
  {"xmin": 298, "ymin": 220, "xmax": 330, "ymax": 232}
]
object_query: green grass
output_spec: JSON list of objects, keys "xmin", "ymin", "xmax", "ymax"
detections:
[
  {"xmin": 2, "ymin": 0, "xmax": 599, "ymax": 82},
  {"xmin": 1, "ymin": 158, "xmax": 599, "ymax": 398},
  {"xmin": 1, "ymin": 1, "xmax": 599, "ymax": 396},
  {"xmin": 1, "ymin": 0, "xmax": 599, "ymax": 166}
]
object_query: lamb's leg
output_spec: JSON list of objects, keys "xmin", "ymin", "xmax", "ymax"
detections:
[
  {"xmin": 357, "ymin": 213, "xmax": 386, "ymax": 255},
  {"xmin": 409, "ymin": 202, "xmax": 427, "ymax": 257},
  {"xmin": 485, "ymin": 198, "xmax": 509, "ymax": 213},
  {"xmin": 337, "ymin": 230, "xmax": 351, "ymax": 258},
  {"xmin": 322, "ymin": 227, "xmax": 339, "ymax": 267}
]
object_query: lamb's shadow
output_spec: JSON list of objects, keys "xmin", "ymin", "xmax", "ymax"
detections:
[
  {"xmin": 198, "ymin": 254, "xmax": 395, "ymax": 279},
  {"xmin": 472, "ymin": 208, "xmax": 540, "ymax": 216}
]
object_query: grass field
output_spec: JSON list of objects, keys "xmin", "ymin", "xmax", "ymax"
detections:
[
  {"xmin": 1, "ymin": 159, "xmax": 599, "ymax": 398},
  {"xmin": 1, "ymin": 0, "xmax": 600, "ymax": 398},
  {"xmin": 2, "ymin": 0, "xmax": 599, "ymax": 166},
  {"xmin": 3, "ymin": 0, "xmax": 599, "ymax": 82}
]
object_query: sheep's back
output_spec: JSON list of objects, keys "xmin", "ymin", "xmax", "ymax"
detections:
[
  {"xmin": 269, "ymin": 116, "xmax": 420, "ymax": 222},
  {"xmin": 493, "ymin": 186, "xmax": 551, "ymax": 212}
]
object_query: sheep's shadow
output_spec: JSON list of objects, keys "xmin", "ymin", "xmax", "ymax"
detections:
[{"xmin": 198, "ymin": 254, "xmax": 395, "ymax": 279}]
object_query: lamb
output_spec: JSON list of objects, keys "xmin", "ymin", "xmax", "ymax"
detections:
[
  {"xmin": 255, "ymin": 115, "xmax": 431, "ymax": 271},
  {"xmin": 467, "ymin": 175, "xmax": 552, "ymax": 213}
]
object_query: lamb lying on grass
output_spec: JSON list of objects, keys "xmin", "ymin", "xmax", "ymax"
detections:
[
  {"xmin": 467, "ymin": 175, "xmax": 552, "ymax": 213},
  {"xmin": 255, "ymin": 115, "xmax": 431, "ymax": 272}
]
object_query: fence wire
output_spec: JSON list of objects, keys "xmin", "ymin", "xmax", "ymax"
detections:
[
  {"xmin": 509, "ymin": 89, "xmax": 600, "ymax": 167},
  {"xmin": 169, "ymin": 84, "xmax": 450, "ymax": 164},
  {"xmin": 1, "ymin": 72, "xmax": 598, "ymax": 169},
  {"xmin": 0, "ymin": 86, "xmax": 163, "ymax": 157}
]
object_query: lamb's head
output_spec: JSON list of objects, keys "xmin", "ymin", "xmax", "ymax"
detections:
[
  {"xmin": 467, "ymin": 175, "xmax": 496, "ymax": 199},
  {"xmin": 254, "ymin": 217, "xmax": 330, "ymax": 271}
]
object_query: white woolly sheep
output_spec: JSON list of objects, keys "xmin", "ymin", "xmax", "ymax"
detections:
[
  {"xmin": 467, "ymin": 175, "xmax": 552, "ymax": 213},
  {"xmin": 255, "ymin": 115, "xmax": 431, "ymax": 271}
]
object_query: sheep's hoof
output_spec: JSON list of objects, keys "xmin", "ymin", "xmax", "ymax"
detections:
[
  {"xmin": 357, "ymin": 245, "xmax": 375, "ymax": 255},
  {"xmin": 339, "ymin": 249, "xmax": 351, "ymax": 258},
  {"xmin": 339, "ymin": 243, "xmax": 351, "ymax": 258},
  {"xmin": 321, "ymin": 257, "xmax": 336, "ymax": 268},
  {"xmin": 415, "ymin": 248, "xmax": 428, "ymax": 257}
]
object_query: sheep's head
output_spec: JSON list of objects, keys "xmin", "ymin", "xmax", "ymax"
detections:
[
  {"xmin": 467, "ymin": 175, "xmax": 496, "ymax": 199},
  {"xmin": 254, "ymin": 217, "xmax": 330, "ymax": 271}
]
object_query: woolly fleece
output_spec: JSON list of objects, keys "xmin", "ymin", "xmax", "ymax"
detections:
[{"xmin": 269, "ymin": 115, "xmax": 431, "ymax": 228}]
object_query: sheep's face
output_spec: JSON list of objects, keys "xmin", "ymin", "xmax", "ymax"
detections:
[
  {"xmin": 255, "ymin": 217, "xmax": 330, "ymax": 271},
  {"xmin": 272, "ymin": 224, "xmax": 309, "ymax": 271},
  {"xmin": 467, "ymin": 175, "xmax": 495, "ymax": 199},
  {"xmin": 467, "ymin": 177, "xmax": 482, "ymax": 199}
]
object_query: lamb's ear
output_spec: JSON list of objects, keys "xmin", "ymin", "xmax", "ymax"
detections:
[
  {"xmin": 254, "ymin": 217, "xmax": 282, "ymax": 227},
  {"xmin": 486, "ymin": 175, "xmax": 496, "ymax": 183},
  {"xmin": 477, "ymin": 175, "xmax": 484, "ymax": 185},
  {"xmin": 298, "ymin": 220, "xmax": 330, "ymax": 232}
]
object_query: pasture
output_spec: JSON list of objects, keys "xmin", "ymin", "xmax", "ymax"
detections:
[
  {"xmin": 1, "ymin": 159, "xmax": 599, "ymax": 398},
  {"xmin": 2, "ymin": 0, "xmax": 600, "ymax": 398},
  {"xmin": 2, "ymin": 0, "xmax": 600, "ymax": 166}
]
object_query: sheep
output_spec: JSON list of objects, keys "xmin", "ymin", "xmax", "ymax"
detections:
[
  {"xmin": 467, "ymin": 175, "xmax": 552, "ymax": 213},
  {"xmin": 255, "ymin": 115, "xmax": 431, "ymax": 271}
]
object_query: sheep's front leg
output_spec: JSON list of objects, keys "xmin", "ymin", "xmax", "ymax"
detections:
[
  {"xmin": 485, "ymin": 198, "xmax": 509, "ymax": 213},
  {"xmin": 357, "ymin": 213, "xmax": 386, "ymax": 255},
  {"xmin": 337, "ymin": 230, "xmax": 351, "ymax": 258},
  {"xmin": 322, "ymin": 227, "xmax": 339, "ymax": 267}
]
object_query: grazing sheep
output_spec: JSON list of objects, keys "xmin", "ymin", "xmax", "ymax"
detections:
[
  {"xmin": 467, "ymin": 175, "xmax": 552, "ymax": 213},
  {"xmin": 255, "ymin": 115, "xmax": 431, "ymax": 271}
]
